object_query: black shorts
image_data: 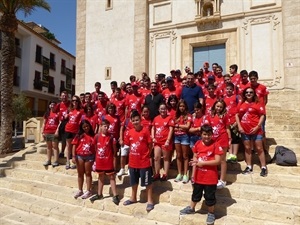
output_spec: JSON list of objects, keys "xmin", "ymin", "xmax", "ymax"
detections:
[
  {"xmin": 58, "ymin": 120, "xmax": 68, "ymax": 142},
  {"xmin": 192, "ymin": 183, "xmax": 216, "ymax": 207},
  {"xmin": 96, "ymin": 169, "xmax": 115, "ymax": 175},
  {"xmin": 65, "ymin": 132, "xmax": 76, "ymax": 140},
  {"xmin": 129, "ymin": 167, "xmax": 153, "ymax": 187},
  {"xmin": 230, "ymin": 125, "xmax": 241, "ymax": 144}
]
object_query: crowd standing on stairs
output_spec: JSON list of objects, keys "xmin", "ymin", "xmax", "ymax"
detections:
[{"xmin": 41, "ymin": 62, "xmax": 269, "ymax": 225}]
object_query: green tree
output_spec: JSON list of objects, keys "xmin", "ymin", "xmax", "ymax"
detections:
[
  {"xmin": 0, "ymin": 0, "xmax": 50, "ymax": 154},
  {"xmin": 12, "ymin": 93, "xmax": 32, "ymax": 137}
]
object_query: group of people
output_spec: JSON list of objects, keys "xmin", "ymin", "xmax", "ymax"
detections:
[{"xmin": 41, "ymin": 62, "xmax": 269, "ymax": 224}]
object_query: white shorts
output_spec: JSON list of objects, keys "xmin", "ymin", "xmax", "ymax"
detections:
[{"xmin": 120, "ymin": 145, "xmax": 130, "ymax": 156}]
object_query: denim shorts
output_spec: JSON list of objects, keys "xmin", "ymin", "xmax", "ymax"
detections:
[
  {"xmin": 190, "ymin": 135, "xmax": 201, "ymax": 148},
  {"xmin": 241, "ymin": 134, "xmax": 263, "ymax": 141},
  {"xmin": 174, "ymin": 134, "xmax": 190, "ymax": 145},
  {"xmin": 76, "ymin": 155, "xmax": 95, "ymax": 162}
]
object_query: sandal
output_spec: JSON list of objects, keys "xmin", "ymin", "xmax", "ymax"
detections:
[
  {"xmin": 146, "ymin": 203, "xmax": 154, "ymax": 212},
  {"xmin": 89, "ymin": 194, "xmax": 104, "ymax": 203},
  {"xmin": 123, "ymin": 199, "xmax": 137, "ymax": 206},
  {"xmin": 74, "ymin": 190, "xmax": 83, "ymax": 199}
]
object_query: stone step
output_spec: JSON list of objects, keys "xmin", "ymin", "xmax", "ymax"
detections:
[
  {"xmin": 0, "ymin": 203, "xmax": 66, "ymax": 225},
  {"xmin": 0, "ymin": 187, "xmax": 175, "ymax": 225},
  {"xmin": 266, "ymin": 130, "xmax": 300, "ymax": 139},
  {"xmin": 266, "ymin": 123, "xmax": 300, "ymax": 131},
  {"xmin": 2, "ymin": 161, "xmax": 300, "ymax": 208}
]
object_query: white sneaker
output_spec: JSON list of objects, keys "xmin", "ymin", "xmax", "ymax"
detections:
[
  {"xmin": 117, "ymin": 168, "xmax": 125, "ymax": 176},
  {"xmin": 217, "ymin": 180, "xmax": 226, "ymax": 189}
]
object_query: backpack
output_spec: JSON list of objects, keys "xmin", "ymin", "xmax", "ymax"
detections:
[{"xmin": 272, "ymin": 146, "xmax": 297, "ymax": 166}]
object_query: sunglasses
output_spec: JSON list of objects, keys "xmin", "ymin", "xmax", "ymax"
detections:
[
  {"xmin": 245, "ymin": 91, "xmax": 254, "ymax": 94},
  {"xmin": 72, "ymin": 99, "xmax": 79, "ymax": 102}
]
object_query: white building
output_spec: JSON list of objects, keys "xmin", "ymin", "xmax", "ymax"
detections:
[{"xmin": 12, "ymin": 21, "xmax": 76, "ymax": 116}]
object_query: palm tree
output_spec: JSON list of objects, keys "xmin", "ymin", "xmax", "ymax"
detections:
[{"xmin": 0, "ymin": 0, "xmax": 50, "ymax": 154}]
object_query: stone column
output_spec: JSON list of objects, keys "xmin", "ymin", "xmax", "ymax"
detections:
[
  {"xmin": 133, "ymin": 0, "xmax": 149, "ymax": 78},
  {"xmin": 282, "ymin": 1, "xmax": 300, "ymax": 90},
  {"xmin": 75, "ymin": 0, "xmax": 87, "ymax": 94}
]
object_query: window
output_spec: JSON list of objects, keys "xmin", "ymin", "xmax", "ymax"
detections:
[
  {"xmin": 60, "ymin": 80, "xmax": 65, "ymax": 93},
  {"xmin": 34, "ymin": 71, "xmax": 42, "ymax": 90},
  {"xmin": 72, "ymin": 84, "xmax": 75, "ymax": 96},
  {"xmin": 50, "ymin": 53, "xmax": 56, "ymax": 70},
  {"xmin": 15, "ymin": 38, "xmax": 21, "ymax": 58},
  {"xmin": 35, "ymin": 45, "xmax": 42, "ymax": 64},
  {"xmin": 13, "ymin": 66, "xmax": 20, "ymax": 87},
  {"xmin": 61, "ymin": 59, "xmax": 66, "ymax": 74},
  {"xmin": 106, "ymin": 0, "xmax": 113, "ymax": 10},
  {"xmin": 203, "ymin": 2, "xmax": 213, "ymax": 16},
  {"xmin": 48, "ymin": 76, "xmax": 55, "ymax": 94},
  {"xmin": 105, "ymin": 67, "xmax": 111, "ymax": 80},
  {"xmin": 72, "ymin": 65, "xmax": 76, "ymax": 79}
]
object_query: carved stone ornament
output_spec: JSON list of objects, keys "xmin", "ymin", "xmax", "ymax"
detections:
[
  {"xmin": 261, "ymin": 76, "xmax": 282, "ymax": 88},
  {"xmin": 150, "ymin": 30, "xmax": 177, "ymax": 47},
  {"xmin": 242, "ymin": 15, "xmax": 280, "ymax": 35}
]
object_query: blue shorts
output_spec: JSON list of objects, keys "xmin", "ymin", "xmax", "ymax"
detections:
[
  {"xmin": 76, "ymin": 155, "xmax": 95, "ymax": 162},
  {"xmin": 129, "ymin": 167, "xmax": 153, "ymax": 187},
  {"xmin": 241, "ymin": 134, "xmax": 263, "ymax": 141},
  {"xmin": 190, "ymin": 135, "xmax": 201, "ymax": 148},
  {"xmin": 261, "ymin": 115, "xmax": 266, "ymax": 133},
  {"xmin": 174, "ymin": 134, "xmax": 190, "ymax": 145}
]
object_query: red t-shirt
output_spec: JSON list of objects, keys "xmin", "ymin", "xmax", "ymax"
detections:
[
  {"xmin": 162, "ymin": 87, "xmax": 182, "ymax": 103},
  {"xmin": 167, "ymin": 108, "xmax": 176, "ymax": 120},
  {"xmin": 204, "ymin": 95, "xmax": 217, "ymax": 115},
  {"xmin": 231, "ymin": 74, "xmax": 241, "ymax": 86},
  {"xmin": 124, "ymin": 126, "xmax": 152, "ymax": 169},
  {"xmin": 174, "ymin": 114, "xmax": 192, "ymax": 136},
  {"xmin": 190, "ymin": 115, "xmax": 209, "ymax": 136},
  {"xmin": 236, "ymin": 81, "xmax": 250, "ymax": 96},
  {"xmin": 125, "ymin": 93, "xmax": 144, "ymax": 117},
  {"xmin": 94, "ymin": 133, "xmax": 116, "ymax": 171},
  {"xmin": 140, "ymin": 88, "xmax": 151, "ymax": 99},
  {"xmin": 193, "ymin": 140, "xmax": 223, "ymax": 185},
  {"xmin": 81, "ymin": 114, "xmax": 98, "ymax": 131},
  {"xmin": 223, "ymin": 95, "xmax": 239, "ymax": 124},
  {"xmin": 65, "ymin": 109, "xmax": 83, "ymax": 133},
  {"xmin": 110, "ymin": 97, "xmax": 126, "ymax": 122},
  {"xmin": 206, "ymin": 114, "xmax": 230, "ymax": 139},
  {"xmin": 152, "ymin": 115, "xmax": 174, "ymax": 145},
  {"xmin": 141, "ymin": 117, "xmax": 152, "ymax": 133},
  {"xmin": 43, "ymin": 111, "xmax": 61, "ymax": 134},
  {"xmin": 56, "ymin": 101, "xmax": 70, "ymax": 121},
  {"xmin": 102, "ymin": 114, "xmax": 120, "ymax": 140},
  {"xmin": 252, "ymin": 83, "xmax": 269, "ymax": 105},
  {"xmin": 72, "ymin": 133, "xmax": 95, "ymax": 156},
  {"xmin": 121, "ymin": 118, "xmax": 134, "ymax": 140},
  {"xmin": 237, "ymin": 101, "xmax": 266, "ymax": 135}
]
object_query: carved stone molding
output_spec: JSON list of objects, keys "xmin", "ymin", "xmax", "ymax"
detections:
[
  {"xmin": 261, "ymin": 75, "xmax": 282, "ymax": 88},
  {"xmin": 150, "ymin": 30, "xmax": 177, "ymax": 47},
  {"xmin": 242, "ymin": 15, "xmax": 280, "ymax": 35}
]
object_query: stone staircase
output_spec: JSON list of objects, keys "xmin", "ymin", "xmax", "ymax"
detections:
[{"xmin": 0, "ymin": 143, "xmax": 299, "ymax": 225}]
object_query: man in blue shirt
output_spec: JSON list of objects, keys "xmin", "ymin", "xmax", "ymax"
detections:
[{"xmin": 181, "ymin": 72, "xmax": 204, "ymax": 113}]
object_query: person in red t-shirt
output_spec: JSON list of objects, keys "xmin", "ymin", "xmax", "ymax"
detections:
[
  {"xmin": 141, "ymin": 105, "xmax": 152, "ymax": 132},
  {"xmin": 124, "ymin": 83, "xmax": 144, "ymax": 118},
  {"xmin": 223, "ymin": 83, "xmax": 241, "ymax": 163},
  {"xmin": 41, "ymin": 101, "xmax": 61, "ymax": 167},
  {"xmin": 167, "ymin": 94, "xmax": 178, "ymax": 120},
  {"xmin": 81, "ymin": 104, "xmax": 99, "ymax": 133},
  {"xmin": 162, "ymin": 77, "xmax": 182, "ymax": 103},
  {"xmin": 236, "ymin": 70, "xmax": 250, "ymax": 96},
  {"xmin": 174, "ymin": 100, "xmax": 192, "ymax": 184},
  {"xmin": 110, "ymin": 88, "xmax": 126, "ymax": 123},
  {"xmin": 152, "ymin": 103, "xmax": 174, "ymax": 182},
  {"xmin": 204, "ymin": 84, "xmax": 218, "ymax": 115},
  {"xmin": 56, "ymin": 91, "xmax": 70, "ymax": 158},
  {"xmin": 203, "ymin": 62, "xmax": 212, "ymax": 79},
  {"xmin": 180, "ymin": 125, "xmax": 222, "ymax": 225},
  {"xmin": 236, "ymin": 87, "xmax": 267, "ymax": 177},
  {"xmin": 65, "ymin": 96, "xmax": 83, "ymax": 170},
  {"xmin": 89, "ymin": 119, "xmax": 120, "ymax": 205},
  {"xmin": 206, "ymin": 100, "xmax": 230, "ymax": 189},
  {"xmin": 95, "ymin": 91, "xmax": 109, "ymax": 120},
  {"xmin": 123, "ymin": 111, "xmax": 154, "ymax": 212},
  {"xmin": 91, "ymin": 82, "xmax": 108, "ymax": 103},
  {"xmin": 229, "ymin": 64, "xmax": 240, "ymax": 86},
  {"xmin": 71, "ymin": 120, "xmax": 95, "ymax": 199},
  {"xmin": 101, "ymin": 103, "xmax": 121, "ymax": 170}
]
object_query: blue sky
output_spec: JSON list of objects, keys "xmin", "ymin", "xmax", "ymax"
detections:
[{"xmin": 17, "ymin": 0, "xmax": 76, "ymax": 56}]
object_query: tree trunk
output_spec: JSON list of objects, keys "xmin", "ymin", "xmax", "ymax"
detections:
[{"xmin": 0, "ymin": 15, "xmax": 17, "ymax": 154}]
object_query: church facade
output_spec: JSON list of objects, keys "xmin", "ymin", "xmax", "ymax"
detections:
[{"xmin": 76, "ymin": 0, "xmax": 299, "ymax": 109}]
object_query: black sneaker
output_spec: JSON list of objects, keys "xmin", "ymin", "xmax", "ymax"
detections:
[
  {"xmin": 112, "ymin": 195, "xmax": 120, "ymax": 205},
  {"xmin": 59, "ymin": 152, "xmax": 65, "ymax": 158},
  {"xmin": 89, "ymin": 194, "xmax": 104, "ymax": 203},
  {"xmin": 242, "ymin": 166, "xmax": 253, "ymax": 175},
  {"xmin": 260, "ymin": 167, "xmax": 268, "ymax": 177}
]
